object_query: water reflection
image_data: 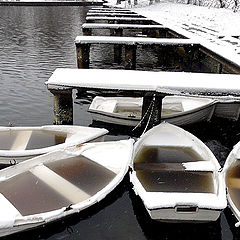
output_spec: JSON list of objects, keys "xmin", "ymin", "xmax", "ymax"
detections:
[{"xmin": 0, "ymin": 6, "xmax": 89, "ymax": 126}]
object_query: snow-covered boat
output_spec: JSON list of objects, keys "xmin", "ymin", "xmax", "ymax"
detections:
[
  {"xmin": 130, "ymin": 122, "xmax": 226, "ymax": 222},
  {"xmin": 214, "ymin": 99, "xmax": 240, "ymax": 121},
  {"xmin": 224, "ymin": 141, "xmax": 240, "ymax": 227},
  {"xmin": 88, "ymin": 96, "xmax": 216, "ymax": 127},
  {"xmin": 0, "ymin": 139, "xmax": 133, "ymax": 237},
  {"xmin": 0, "ymin": 125, "xmax": 108, "ymax": 165}
]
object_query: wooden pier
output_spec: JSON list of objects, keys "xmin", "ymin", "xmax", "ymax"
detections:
[
  {"xmin": 85, "ymin": 16, "xmax": 154, "ymax": 24},
  {"xmin": 75, "ymin": 36, "xmax": 200, "ymax": 69},
  {"xmin": 46, "ymin": 69, "xmax": 240, "ymax": 127},
  {"xmin": 46, "ymin": 7, "xmax": 240, "ymax": 129}
]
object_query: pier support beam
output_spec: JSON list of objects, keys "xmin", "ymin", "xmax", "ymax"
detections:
[
  {"xmin": 141, "ymin": 93, "xmax": 165, "ymax": 131},
  {"xmin": 83, "ymin": 28, "xmax": 92, "ymax": 36},
  {"xmin": 50, "ymin": 89, "xmax": 73, "ymax": 125},
  {"xmin": 111, "ymin": 29, "xmax": 123, "ymax": 63},
  {"xmin": 125, "ymin": 45, "xmax": 137, "ymax": 70},
  {"xmin": 76, "ymin": 44, "xmax": 90, "ymax": 69}
]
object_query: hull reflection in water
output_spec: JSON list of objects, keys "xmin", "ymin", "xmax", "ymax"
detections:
[
  {"xmin": 0, "ymin": 139, "xmax": 133, "ymax": 237},
  {"xmin": 0, "ymin": 125, "xmax": 108, "ymax": 165},
  {"xmin": 224, "ymin": 141, "xmax": 240, "ymax": 227},
  {"xmin": 130, "ymin": 122, "xmax": 227, "ymax": 223}
]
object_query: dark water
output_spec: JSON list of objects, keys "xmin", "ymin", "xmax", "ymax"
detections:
[{"xmin": 0, "ymin": 5, "xmax": 239, "ymax": 240}]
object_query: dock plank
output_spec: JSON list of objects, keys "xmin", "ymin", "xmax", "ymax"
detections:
[
  {"xmin": 75, "ymin": 36, "xmax": 196, "ymax": 45},
  {"xmin": 82, "ymin": 23, "xmax": 164, "ymax": 29},
  {"xmin": 46, "ymin": 68, "xmax": 240, "ymax": 97}
]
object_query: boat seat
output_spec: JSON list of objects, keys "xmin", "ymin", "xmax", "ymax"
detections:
[
  {"xmin": 10, "ymin": 131, "xmax": 32, "ymax": 151},
  {"xmin": 134, "ymin": 162, "xmax": 186, "ymax": 171},
  {"xmin": 30, "ymin": 165, "xmax": 91, "ymax": 204},
  {"xmin": 96, "ymin": 100, "xmax": 117, "ymax": 113},
  {"xmin": 134, "ymin": 161, "xmax": 215, "ymax": 172}
]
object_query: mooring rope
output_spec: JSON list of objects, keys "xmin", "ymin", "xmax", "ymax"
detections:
[{"xmin": 132, "ymin": 94, "xmax": 156, "ymax": 136}]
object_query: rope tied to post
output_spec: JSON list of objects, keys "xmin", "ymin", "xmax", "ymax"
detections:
[{"xmin": 132, "ymin": 94, "xmax": 156, "ymax": 136}]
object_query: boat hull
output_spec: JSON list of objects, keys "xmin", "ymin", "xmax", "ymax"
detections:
[
  {"xmin": 88, "ymin": 96, "xmax": 216, "ymax": 127},
  {"xmin": 147, "ymin": 207, "xmax": 222, "ymax": 223},
  {"xmin": 0, "ymin": 125, "xmax": 108, "ymax": 165}
]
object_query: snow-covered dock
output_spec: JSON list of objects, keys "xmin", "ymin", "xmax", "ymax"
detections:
[
  {"xmin": 87, "ymin": 12, "xmax": 139, "ymax": 17},
  {"xmin": 75, "ymin": 35, "xmax": 240, "ymax": 73},
  {"xmin": 75, "ymin": 35, "xmax": 200, "ymax": 69},
  {"xmin": 86, "ymin": 16, "xmax": 153, "ymax": 24},
  {"xmin": 45, "ymin": 68, "xmax": 240, "ymax": 126},
  {"xmin": 82, "ymin": 23, "xmax": 164, "ymax": 30}
]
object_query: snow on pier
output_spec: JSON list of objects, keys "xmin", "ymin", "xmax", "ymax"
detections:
[{"xmin": 46, "ymin": 68, "xmax": 240, "ymax": 97}]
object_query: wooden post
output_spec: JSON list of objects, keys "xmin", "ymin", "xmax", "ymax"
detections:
[
  {"xmin": 50, "ymin": 89, "xmax": 73, "ymax": 125},
  {"xmin": 112, "ymin": 29, "xmax": 123, "ymax": 63},
  {"xmin": 76, "ymin": 43, "xmax": 90, "ymax": 69},
  {"xmin": 125, "ymin": 45, "xmax": 137, "ymax": 70},
  {"xmin": 83, "ymin": 28, "xmax": 92, "ymax": 36},
  {"xmin": 141, "ymin": 93, "xmax": 165, "ymax": 131}
]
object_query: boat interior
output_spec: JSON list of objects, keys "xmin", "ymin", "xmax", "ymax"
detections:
[
  {"xmin": 226, "ymin": 160, "xmax": 240, "ymax": 212},
  {"xmin": 134, "ymin": 145, "xmax": 217, "ymax": 194},
  {"xmin": 0, "ymin": 130, "xmax": 67, "ymax": 151},
  {"xmin": 0, "ymin": 155, "xmax": 116, "ymax": 216}
]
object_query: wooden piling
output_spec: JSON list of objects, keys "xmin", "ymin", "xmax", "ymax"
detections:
[
  {"xmin": 76, "ymin": 43, "xmax": 90, "ymax": 69},
  {"xmin": 111, "ymin": 29, "xmax": 123, "ymax": 63},
  {"xmin": 125, "ymin": 45, "xmax": 137, "ymax": 70},
  {"xmin": 50, "ymin": 89, "xmax": 73, "ymax": 125},
  {"xmin": 83, "ymin": 28, "xmax": 92, "ymax": 36}
]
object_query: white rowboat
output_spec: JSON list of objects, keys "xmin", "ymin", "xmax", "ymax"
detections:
[
  {"xmin": 130, "ymin": 122, "xmax": 226, "ymax": 222},
  {"xmin": 0, "ymin": 139, "xmax": 133, "ymax": 236},
  {"xmin": 0, "ymin": 125, "xmax": 108, "ymax": 165},
  {"xmin": 224, "ymin": 141, "xmax": 240, "ymax": 227},
  {"xmin": 88, "ymin": 96, "xmax": 216, "ymax": 127}
]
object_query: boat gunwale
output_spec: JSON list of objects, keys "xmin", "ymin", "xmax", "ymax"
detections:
[{"xmin": 0, "ymin": 125, "xmax": 108, "ymax": 157}]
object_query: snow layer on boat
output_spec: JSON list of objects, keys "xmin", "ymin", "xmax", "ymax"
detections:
[{"xmin": 0, "ymin": 194, "xmax": 21, "ymax": 229}]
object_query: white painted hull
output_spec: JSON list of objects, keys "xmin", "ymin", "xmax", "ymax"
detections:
[
  {"xmin": 0, "ymin": 140, "xmax": 133, "ymax": 237},
  {"xmin": 223, "ymin": 141, "xmax": 240, "ymax": 227},
  {"xmin": 88, "ymin": 96, "xmax": 216, "ymax": 127},
  {"xmin": 214, "ymin": 101, "xmax": 240, "ymax": 121},
  {"xmin": 0, "ymin": 125, "xmax": 108, "ymax": 165},
  {"xmin": 148, "ymin": 207, "xmax": 221, "ymax": 223},
  {"xmin": 130, "ymin": 123, "xmax": 227, "ymax": 223}
]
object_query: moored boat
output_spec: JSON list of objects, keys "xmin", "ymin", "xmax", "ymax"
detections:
[
  {"xmin": 0, "ymin": 125, "xmax": 108, "ymax": 165},
  {"xmin": 88, "ymin": 96, "xmax": 216, "ymax": 127},
  {"xmin": 130, "ymin": 122, "xmax": 226, "ymax": 222},
  {"xmin": 224, "ymin": 141, "xmax": 240, "ymax": 227},
  {"xmin": 0, "ymin": 139, "xmax": 133, "ymax": 237}
]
